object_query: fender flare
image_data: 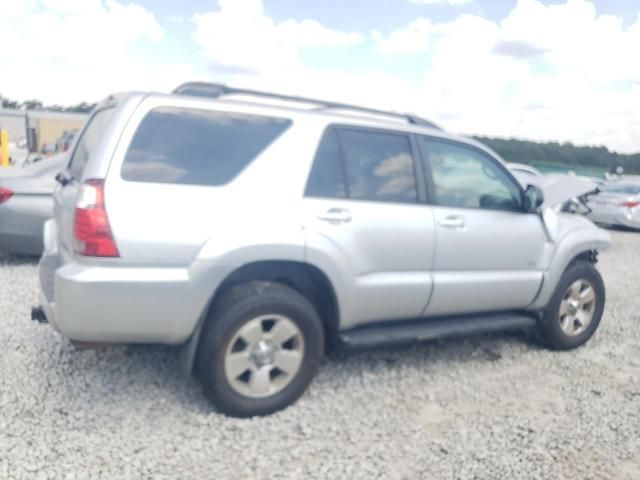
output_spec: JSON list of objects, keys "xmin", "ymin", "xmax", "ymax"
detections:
[{"xmin": 529, "ymin": 227, "xmax": 610, "ymax": 310}]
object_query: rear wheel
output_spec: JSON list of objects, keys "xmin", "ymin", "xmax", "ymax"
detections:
[
  {"xmin": 539, "ymin": 261, "xmax": 605, "ymax": 350},
  {"xmin": 196, "ymin": 281, "xmax": 324, "ymax": 417}
]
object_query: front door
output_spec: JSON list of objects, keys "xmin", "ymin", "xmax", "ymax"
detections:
[{"xmin": 418, "ymin": 137, "xmax": 547, "ymax": 316}]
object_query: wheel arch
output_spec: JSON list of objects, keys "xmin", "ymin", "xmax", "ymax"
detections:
[
  {"xmin": 179, "ymin": 260, "xmax": 340, "ymax": 375},
  {"xmin": 529, "ymin": 227, "xmax": 610, "ymax": 310}
]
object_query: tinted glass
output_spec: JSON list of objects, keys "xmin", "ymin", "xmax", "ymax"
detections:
[
  {"xmin": 421, "ymin": 138, "xmax": 521, "ymax": 211},
  {"xmin": 69, "ymin": 107, "xmax": 115, "ymax": 179},
  {"xmin": 305, "ymin": 130, "xmax": 346, "ymax": 198},
  {"xmin": 122, "ymin": 107, "xmax": 291, "ymax": 185},
  {"xmin": 340, "ymin": 129, "xmax": 417, "ymax": 203}
]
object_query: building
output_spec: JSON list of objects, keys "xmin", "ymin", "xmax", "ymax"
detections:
[
  {"xmin": 0, "ymin": 108, "xmax": 27, "ymax": 144},
  {"xmin": 0, "ymin": 108, "xmax": 88, "ymax": 152}
]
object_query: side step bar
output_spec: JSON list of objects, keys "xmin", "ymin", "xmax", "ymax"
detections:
[{"xmin": 338, "ymin": 312, "xmax": 538, "ymax": 348}]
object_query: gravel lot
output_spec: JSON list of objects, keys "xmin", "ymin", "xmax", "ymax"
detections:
[{"xmin": 1, "ymin": 229, "xmax": 639, "ymax": 480}]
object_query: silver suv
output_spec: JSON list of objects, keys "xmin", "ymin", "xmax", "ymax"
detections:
[{"xmin": 38, "ymin": 83, "xmax": 611, "ymax": 417}]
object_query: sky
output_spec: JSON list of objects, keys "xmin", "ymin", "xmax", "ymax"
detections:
[{"xmin": 1, "ymin": 0, "xmax": 639, "ymax": 153}]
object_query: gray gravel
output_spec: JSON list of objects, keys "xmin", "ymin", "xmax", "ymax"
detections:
[{"xmin": 1, "ymin": 230, "xmax": 639, "ymax": 480}]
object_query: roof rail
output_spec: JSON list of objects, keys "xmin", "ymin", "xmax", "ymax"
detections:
[{"xmin": 172, "ymin": 82, "xmax": 441, "ymax": 130}]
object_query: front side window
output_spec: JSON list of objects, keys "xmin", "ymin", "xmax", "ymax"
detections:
[
  {"xmin": 420, "ymin": 138, "xmax": 522, "ymax": 211},
  {"xmin": 122, "ymin": 107, "xmax": 291, "ymax": 186},
  {"xmin": 69, "ymin": 107, "xmax": 115, "ymax": 179},
  {"xmin": 305, "ymin": 128, "xmax": 418, "ymax": 204}
]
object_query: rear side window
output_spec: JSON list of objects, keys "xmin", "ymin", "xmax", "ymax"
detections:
[
  {"xmin": 305, "ymin": 130, "xmax": 347, "ymax": 198},
  {"xmin": 341, "ymin": 130, "xmax": 417, "ymax": 203},
  {"xmin": 305, "ymin": 128, "xmax": 418, "ymax": 204},
  {"xmin": 69, "ymin": 107, "xmax": 115, "ymax": 179},
  {"xmin": 121, "ymin": 107, "xmax": 291, "ymax": 186}
]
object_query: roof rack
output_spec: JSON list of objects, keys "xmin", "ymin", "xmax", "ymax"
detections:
[{"xmin": 172, "ymin": 82, "xmax": 441, "ymax": 130}]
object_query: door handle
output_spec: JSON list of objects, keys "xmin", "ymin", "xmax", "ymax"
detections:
[
  {"xmin": 317, "ymin": 208, "xmax": 352, "ymax": 223},
  {"xmin": 438, "ymin": 216, "xmax": 465, "ymax": 228}
]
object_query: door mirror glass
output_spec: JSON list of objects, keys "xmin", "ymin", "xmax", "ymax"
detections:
[{"xmin": 523, "ymin": 184, "xmax": 544, "ymax": 212}]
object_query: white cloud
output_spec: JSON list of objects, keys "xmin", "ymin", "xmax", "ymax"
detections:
[
  {"xmin": 2, "ymin": 0, "xmax": 639, "ymax": 153},
  {"xmin": 372, "ymin": 18, "xmax": 432, "ymax": 54},
  {"xmin": 192, "ymin": 0, "xmax": 363, "ymax": 73},
  {"xmin": 410, "ymin": 0, "xmax": 473, "ymax": 6},
  {"xmin": 192, "ymin": 0, "xmax": 640, "ymax": 152},
  {"xmin": 369, "ymin": 0, "xmax": 640, "ymax": 152},
  {"xmin": 0, "ymin": 0, "xmax": 194, "ymax": 104}
]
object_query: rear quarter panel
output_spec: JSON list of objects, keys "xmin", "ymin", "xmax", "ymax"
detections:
[{"xmin": 103, "ymin": 95, "xmax": 324, "ymax": 265}]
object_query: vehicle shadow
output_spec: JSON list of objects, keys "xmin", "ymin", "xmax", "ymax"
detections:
[
  {"xmin": 0, "ymin": 251, "xmax": 39, "ymax": 266},
  {"xmin": 41, "ymin": 328, "xmax": 540, "ymax": 417},
  {"xmin": 38, "ymin": 340, "xmax": 215, "ymax": 415},
  {"xmin": 324, "ymin": 328, "xmax": 540, "ymax": 373},
  {"xmin": 595, "ymin": 223, "xmax": 640, "ymax": 234}
]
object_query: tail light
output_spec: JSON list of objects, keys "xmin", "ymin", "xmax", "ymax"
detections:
[
  {"xmin": 0, "ymin": 187, "xmax": 13, "ymax": 204},
  {"xmin": 621, "ymin": 200, "xmax": 640, "ymax": 209},
  {"xmin": 73, "ymin": 180, "xmax": 119, "ymax": 257}
]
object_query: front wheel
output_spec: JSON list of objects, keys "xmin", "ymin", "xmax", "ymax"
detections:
[
  {"xmin": 539, "ymin": 260, "xmax": 605, "ymax": 350},
  {"xmin": 195, "ymin": 281, "xmax": 324, "ymax": 417}
]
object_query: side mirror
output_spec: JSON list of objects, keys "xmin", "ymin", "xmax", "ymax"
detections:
[{"xmin": 523, "ymin": 184, "xmax": 544, "ymax": 213}]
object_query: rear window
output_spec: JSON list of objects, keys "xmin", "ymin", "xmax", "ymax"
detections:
[
  {"xmin": 121, "ymin": 107, "xmax": 292, "ymax": 186},
  {"xmin": 68, "ymin": 107, "xmax": 115, "ymax": 179}
]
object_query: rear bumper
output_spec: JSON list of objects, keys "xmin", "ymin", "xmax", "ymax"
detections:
[{"xmin": 38, "ymin": 220, "xmax": 229, "ymax": 344}]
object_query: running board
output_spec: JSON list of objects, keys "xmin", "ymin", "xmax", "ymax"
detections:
[{"xmin": 338, "ymin": 313, "xmax": 538, "ymax": 348}]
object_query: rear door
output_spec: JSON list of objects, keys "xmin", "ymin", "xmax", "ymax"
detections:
[
  {"xmin": 302, "ymin": 126, "xmax": 436, "ymax": 329},
  {"xmin": 53, "ymin": 107, "xmax": 116, "ymax": 262},
  {"xmin": 418, "ymin": 137, "xmax": 547, "ymax": 316}
]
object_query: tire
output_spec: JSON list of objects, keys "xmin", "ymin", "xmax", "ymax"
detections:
[
  {"xmin": 195, "ymin": 281, "xmax": 324, "ymax": 417},
  {"xmin": 539, "ymin": 260, "xmax": 605, "ymax": 350}
]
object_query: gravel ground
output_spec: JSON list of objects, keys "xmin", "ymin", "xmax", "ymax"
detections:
[{"xmin": 1, "ymin": 230, "xmax": 639, "ymax": 480}]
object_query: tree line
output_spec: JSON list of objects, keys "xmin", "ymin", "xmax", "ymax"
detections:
[
  {"xmin": 1, "ymin": 94, "xmax": 96, "ymax": 113},
  {"xmin": 474, "ymin": 136, "xmax": 640, "ymax": 175}
]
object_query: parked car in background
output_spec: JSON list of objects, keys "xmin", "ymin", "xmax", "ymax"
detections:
[
  {"xmin": 506, "ymin": 163, "xmax": 600, "ymax": 214},
  {"xmin": 506, "ymin": 162, "xmax": 542, "ymax": 178},
  {"xmin": 37, "ymin": 82, "xmax": 610, "ymax": 417},
  {"xmin": 0, "ymin": 154, "xmax": 67, "ymax": 255},
  {"xmin": 586, "ymin": 181, "xmax": 640, "ymax": 230}
]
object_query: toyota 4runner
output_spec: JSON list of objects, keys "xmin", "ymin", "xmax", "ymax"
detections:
[{"xmin": 37, "ymin": 83, "xmax": 610, "ymax": 417}]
